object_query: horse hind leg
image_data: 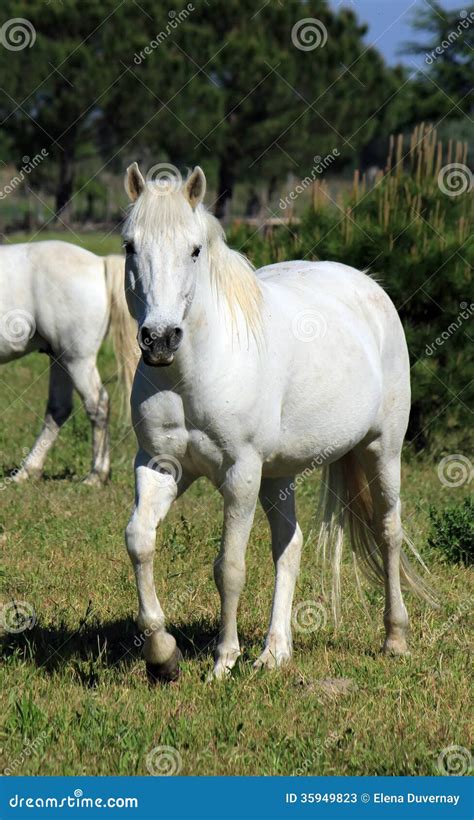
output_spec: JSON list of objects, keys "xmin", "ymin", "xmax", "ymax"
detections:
[
  {"xmin": 255, "ymin": 477, "xmax": 303, "ymax": 669},
  {"xmin": 12, "ymin": 358, "xmax": 73, "ymax": 482},
  {"xmin": 65, "ymin": 356, "xmax": 110, "ymax": 485},
  {"xmin": 354, "ymin": 442, "xmax": 410, "ymax": 656}
]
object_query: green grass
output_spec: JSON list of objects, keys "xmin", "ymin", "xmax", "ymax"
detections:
[
  {"xmin": 0, "ymin": 233, "xmax": 472, "ymax": 778},
  {"xmin": 4, "ymin": 229, "xmax": 122, "ymax": 257}
]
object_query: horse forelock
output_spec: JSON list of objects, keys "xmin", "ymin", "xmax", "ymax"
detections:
[{"xmin": 124, "ymin": 180, "xmax": 263, "ymax": 339}]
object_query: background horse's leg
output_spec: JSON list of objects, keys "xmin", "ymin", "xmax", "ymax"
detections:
[
  {"xmin": 255, "ymin": 477, "xmax": 303, "ymax": 669},
  {"xmin": 212, "ymin": 458, "xmax": 261, "ymax": 679},
  {"xmin": 12, "ymin": 358, "xmax": 73, "ymax": 482},
  {"xmin": 356, "ymin": 442, "xmax": 410, "ymax": 656},
  {"xmin": 125, "ymin": 450, "xmax": 184, "ymax": 682},
  {"xmin": 66, "ymin": 356, "xmax": 110, "ymax": 485}
]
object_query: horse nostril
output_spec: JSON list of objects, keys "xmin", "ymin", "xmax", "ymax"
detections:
[
  {"xmin": 165, "ymin": 327, "xmax": 183, "ymax": 351},
  {"xmin": 139, "ymin": 326, "xmax": 153, "ymax": 348}
]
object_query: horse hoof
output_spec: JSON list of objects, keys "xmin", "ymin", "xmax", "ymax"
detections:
[
  {"xmin": 382, "ymin": 638, "xmax": 410, "ymax": 657},
  {"xmin": 10, "ymin": 468, "xmax": 33, "ymax": 484},
  {"xmin": 82, "ymin": 472, "xmax": 107, "ymax": 487},
  {"xmin": 146, "ymin": 647, "xmax": 183, "ymax": 684}
]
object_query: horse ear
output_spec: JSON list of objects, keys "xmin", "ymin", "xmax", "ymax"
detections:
[
  {"xmin": 184, "ymin": 166, "xmax": 206, "ymax": 209},
  {"xmin": 125, "ymin": 162, "xmax": 145, "ymax": 202}
]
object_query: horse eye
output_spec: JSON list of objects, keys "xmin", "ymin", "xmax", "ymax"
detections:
[
  {"xmin": 124, "ymin": 241, "xmax": 135, "ymax": 255},
  {"xmin": 191, "ymin": 245, "xmax": 201, "ymax": 260}
]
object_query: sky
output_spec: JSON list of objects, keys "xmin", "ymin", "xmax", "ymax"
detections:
[{"xmin": 328, "ymin": 0, "xmax": 465, "ymax": 67}]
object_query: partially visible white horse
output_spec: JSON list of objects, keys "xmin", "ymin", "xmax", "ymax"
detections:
[
  {"xmin": 122, "ymin": 164, "xmax": 432, "ymax": 682},
  {"xmin": 0, "ymin": 241, "xmax": 137, "ymax": 485}
]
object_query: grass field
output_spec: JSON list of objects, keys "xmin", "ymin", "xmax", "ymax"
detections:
[{"xmin": 0, "ymin": 232, "xmax": 472, "ymax": 778}]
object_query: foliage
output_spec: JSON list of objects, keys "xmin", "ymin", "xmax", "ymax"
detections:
[
  {"xmin": 401, "ymin": 2, "xmax": 474, "ymax": 120},
  {"xmin": 428, "ymin": 498, "xmax": 474, "ymax": 566},
  {"xmin": 0, "ymin": 0, "xmax": 468, "ymax": 221}
]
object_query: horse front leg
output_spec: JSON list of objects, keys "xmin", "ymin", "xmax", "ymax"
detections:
[
  {"xmin": 126, "ymin": 450, "xmax": 184, "ymax": 682},
  {"xmin": 212, "ymin": 456, "xmax": 261, "ymax": 679}
]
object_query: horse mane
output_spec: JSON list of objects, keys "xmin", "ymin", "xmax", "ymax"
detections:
[{"xmin": 124, "ymin": 181, "xmax": 263, "ymax": 340}]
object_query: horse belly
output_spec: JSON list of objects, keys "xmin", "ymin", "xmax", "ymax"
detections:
[{"xmin": 262, "ymin": 342, "xmax": 382, "ymax": 477}]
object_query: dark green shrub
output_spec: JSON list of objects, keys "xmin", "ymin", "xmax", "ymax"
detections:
[{"xmin": 428, "ymin": 498, "xmax": 474, "ymax": 566}]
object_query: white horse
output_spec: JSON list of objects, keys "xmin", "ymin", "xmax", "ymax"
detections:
[
  {"xmin": 122, "ymin": 164, "xmax": 432, "ymax": 682},
  {"xmin": 0, "ymin": 241, "xmax": 137, "ymax": 485}
]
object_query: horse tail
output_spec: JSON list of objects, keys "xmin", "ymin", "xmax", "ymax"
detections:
[
  {"xmin": 316, "ymin": 451, "xmax": 436, "ymax": 623},
  {"xmin": 103, "ymin": 255, "xmax": 139, "ymax": 414}
]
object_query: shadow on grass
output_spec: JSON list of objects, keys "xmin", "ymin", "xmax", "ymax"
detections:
[
  {"xmin": 0, "ymin": 614, "xmax": 220, "ymax": 683},
  {"xmin": 0, "ymin": 464, "xmax": 77, "ymax": 482}
]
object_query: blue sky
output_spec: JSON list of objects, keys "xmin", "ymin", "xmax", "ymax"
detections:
[{"xmin": 329, "ymin": 0, "xmax": 465, "ymax": 66}]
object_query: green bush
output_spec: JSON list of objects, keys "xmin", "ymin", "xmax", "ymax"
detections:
[{"xmin": 428, "ymin": 498, "xmax": 474, "ymax": 566}]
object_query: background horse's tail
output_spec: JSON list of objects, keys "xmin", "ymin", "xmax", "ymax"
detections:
[
  {"xmin": 317, "ymin": 452, "xmax": 436, "ymax": 622},
  {"xmin": 103, "ymin": 255, "xmax": 139, "ymax": 412}
]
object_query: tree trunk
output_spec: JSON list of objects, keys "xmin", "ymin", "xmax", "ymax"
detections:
[
  {"xmin": 55, "ymin": 148, "xmax": 75, "ymax": 223},
  {"xmin": 214, "ymin": 158, "xmax": 234, "ymax": 222}
]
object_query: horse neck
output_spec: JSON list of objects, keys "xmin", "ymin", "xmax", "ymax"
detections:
[{"xmin": 178, "ymin": 241, "xmax": 261, "ymax": 378}]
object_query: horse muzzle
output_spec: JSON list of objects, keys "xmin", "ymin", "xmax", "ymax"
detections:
[{"xmin": 138, "ymin": 324, "xmax": 183, "ymax": 367}]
